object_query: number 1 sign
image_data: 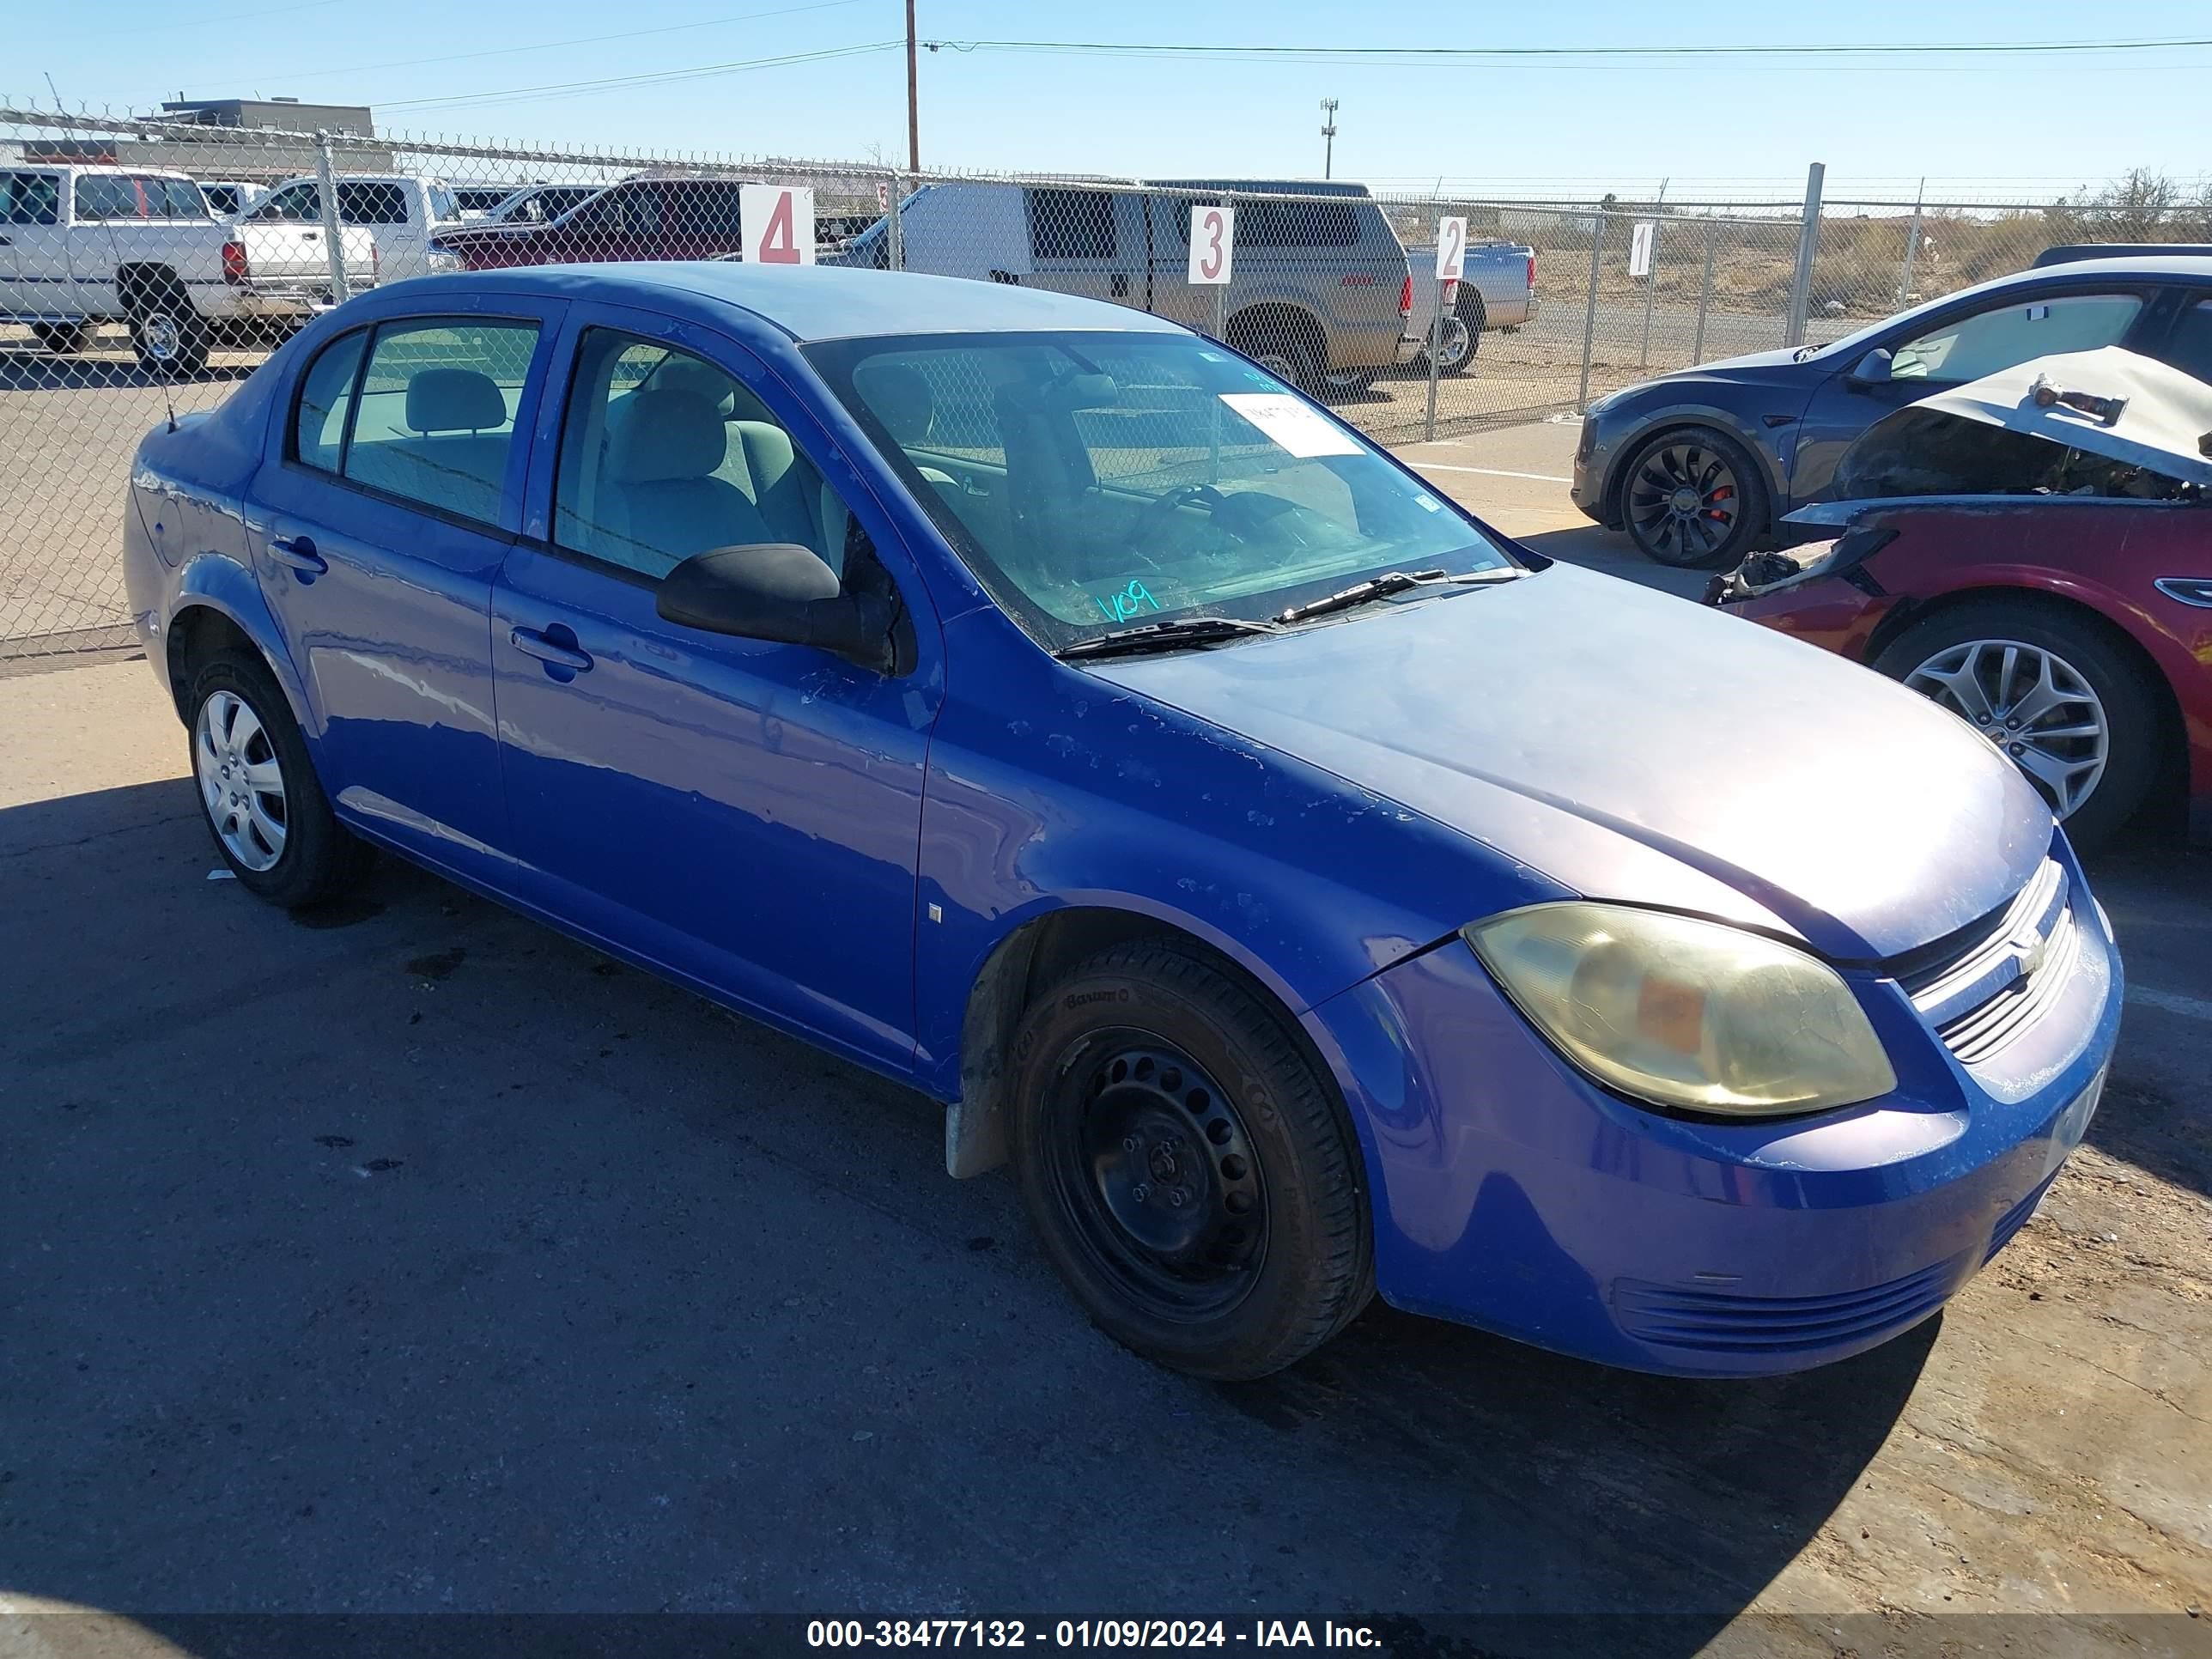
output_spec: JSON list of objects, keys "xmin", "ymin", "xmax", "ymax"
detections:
[
  {"xmin": 1188, "ymin": 203, "xmax": 1235, "ymax": 285},
  {"xmin": 739, "ymin": 185, "xmax": 817, "ymax": 265}
]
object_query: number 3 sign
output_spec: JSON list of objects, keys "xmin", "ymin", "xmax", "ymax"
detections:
[
  {"xmin": 1188, "ymin": 203, "xmax": 1235, "ymax": 285},
  {"xmin": 739, "ymin": 185, "xmax": 817, "ymax": 265}
]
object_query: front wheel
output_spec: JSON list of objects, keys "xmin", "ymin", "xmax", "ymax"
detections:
[
  {"xmin": 1316, "ymin": 364, "xmax": 1377, "ymax": 399},
  {"xmin": 1873, "ymin": 604, "xmax": 2160, "ymax": 853},
  {"xmin": 30, "ymin": 322, "xmax": 89, "ymax": 356},
  {"xmin": 1619, "ymin": 426, "xmax": 1767, "ymax": 568},
  {"xmin": 1007, "ymin": 939, "xmax": 1373, "ymax": 1380}
]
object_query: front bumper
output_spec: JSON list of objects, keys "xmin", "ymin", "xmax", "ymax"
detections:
[
  {"xmin": 1569, "ymin": 409, "xmax": 1618, "ymax": 524},
  {"xmin": 1711, "ymin": 570, "xmax": 1895, "ymax": 662},
  {"xmin": 1305, "ymin": 838, "xmax": 2121, "ymax": 1376}
]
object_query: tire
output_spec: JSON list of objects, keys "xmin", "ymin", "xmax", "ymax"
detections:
[
  {"xmin": 1417, "ymin": 293, "xmax": 1485, "ymax": 377},
  {"xmin": 1617, "ymin": 424, "xmax": 1769, "ymax": 569},
  {"xmin": 126, "ymin": 283, "xmax": 210, "ymax": 376},
  {"xmin": 187, "ymin": 647, "xmax": 371, "ymax": 908},
  {"xmin": 30, "ymin": 323, "xmax": 88, "ymax": 356},
  {"xmin": 1316, "ymin": 364, "xmax": 1377, "ymax": 400},
  {"xmin": 1006, "ymin": 939, "xmax": 1374, "ymax": 1380},
  {"xmin": 1227, "ymin": 313, "xmax": 1319, "ymax": 393},
  {"xmin": 1872, "ymin": 602, "xmax": 2161, "ymax": 854}
]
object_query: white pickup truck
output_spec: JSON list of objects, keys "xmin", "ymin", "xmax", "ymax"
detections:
[
  {"xmin": 0, "ymin": 163, "xmax": 375, "ymax": 373},
  {"xmin": 237, "ymin": 173, "xmax": 465, "ymax": 283}
]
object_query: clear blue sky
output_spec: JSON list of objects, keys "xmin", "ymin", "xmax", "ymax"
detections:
[{"xmin": 20, "ymin": 0, "xmax": 2212, "ymax": 202}]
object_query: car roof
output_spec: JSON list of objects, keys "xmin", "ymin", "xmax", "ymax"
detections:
[
  {"xmin": 2001, "ymin": 253, "xmax": 2212, "ymax": 283},
  {"xmin": 404, "ymin": 262, "xmax": 1188, "ymax": 343}
]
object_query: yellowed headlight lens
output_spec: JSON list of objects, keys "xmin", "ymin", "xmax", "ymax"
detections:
[{"xmin": 1463, "ymin": 903, "xmax": 1897, "ymax": 1116}]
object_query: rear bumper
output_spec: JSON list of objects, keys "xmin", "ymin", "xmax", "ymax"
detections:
[
  {"xmin": 1305, "ymin": 842, "xmax": 2121, "ymax": 1376},
  {"xmin": 1393, "ymin": 332, "xmax": 1424, "ymax": 366}
]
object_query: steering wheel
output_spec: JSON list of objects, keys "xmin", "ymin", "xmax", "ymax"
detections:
[{"xmin": 1122, "ymin": 483, "xmax": 1297, "ymax": 558}]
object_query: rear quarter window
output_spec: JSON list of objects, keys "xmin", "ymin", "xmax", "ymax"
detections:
[{"xmin": 1, "ymin": 172, "xmax": 61, "ymax": 226}]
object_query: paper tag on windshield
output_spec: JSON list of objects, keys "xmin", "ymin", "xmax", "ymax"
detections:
[{"xmin": 1218, "ymin": 393, "xmax": 1362, "ymax": 458}]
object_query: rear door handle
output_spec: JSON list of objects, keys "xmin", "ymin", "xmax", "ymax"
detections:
[
  {"xmin": 266, "ymin": 534, "xmax": 326, "ymax": 575},
  {"xmin": 509, "ymin": 625, "xmax": 593, "ymax": 673}
]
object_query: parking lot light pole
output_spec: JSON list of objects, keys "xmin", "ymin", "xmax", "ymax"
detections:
[{"xmin": 1320, "ymin": 99, "xmax": 1338, "ymax": 179}]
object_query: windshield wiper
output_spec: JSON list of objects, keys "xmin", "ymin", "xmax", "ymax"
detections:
[
  {"xmin": 1055, "ymin": 614, "xmax": 1286, "ymax": 661},
  {"xmin": 1270, "ymin": 567, "xmax": 1512, "ymax": 626}
]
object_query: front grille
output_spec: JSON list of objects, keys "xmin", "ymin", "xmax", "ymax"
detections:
[
  {"xmin": 1613, "ymin": 1261, "xmax": 1955, "ymax": 1354},
  {"xmin": 1899, "ymin": 859, "xmax": 2074, "ymax": 1065}
]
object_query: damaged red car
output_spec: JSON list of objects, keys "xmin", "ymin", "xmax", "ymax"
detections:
[{"xmin": 1711, "ymin": 347, "xmax": 2212, "ymax": 850}]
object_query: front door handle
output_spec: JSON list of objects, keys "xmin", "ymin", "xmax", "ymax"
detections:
[
  {"xmin": 510, "ymin": 625, "xmax": 593, "ymax": 673},
  {"xmin": 266, "ymin": 534, "xmax": 326, "ymax": 575}
]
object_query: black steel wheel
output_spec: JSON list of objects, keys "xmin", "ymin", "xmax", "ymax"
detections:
[
  {"xmin": 1621, "ymin": 426, "xmax": 1767, "ymax": 569},
  {"xmin": 1041, "ymin": 1038, "xmax": 1269, "ymax": 1322},
  {"xmin": 1007, "ymin": 939, "xmax": 1373, "ymax": 1379}
]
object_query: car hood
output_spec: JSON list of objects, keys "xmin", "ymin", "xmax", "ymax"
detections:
[{"xmin": 1085, "ymin": 565, "xmax": 2051, "ymax": 961}]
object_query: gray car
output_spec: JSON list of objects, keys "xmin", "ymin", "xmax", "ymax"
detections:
[
  {"xmin": 830, "ymin": 179, "xmax": 1421, "ymax": 397},
  {"xmin": 1572, "ymin": 253, "xmax": 2212, "ymax": 568}
]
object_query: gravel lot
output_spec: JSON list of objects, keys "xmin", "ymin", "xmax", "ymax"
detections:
[{"xmin": 2, "ymin": 476, "xmax": 2207, "ymax": 1654}]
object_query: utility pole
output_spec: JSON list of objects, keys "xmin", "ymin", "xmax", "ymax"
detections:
[
  {"xmin": 905, "ymin": 0, "xmax": 921, "ymax": 175},
  {"xmin": 1319, "ymin": 98, "xmax": 1338, "ymax": 179}
]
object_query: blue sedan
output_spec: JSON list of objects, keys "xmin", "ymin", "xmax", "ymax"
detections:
[{"xmin": 123, "ymin": 263, "xmax": 2119, "ymax": 1379}]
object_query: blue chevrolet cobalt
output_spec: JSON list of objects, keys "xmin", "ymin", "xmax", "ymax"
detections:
[{"xmin": 123, "ymin": 264, "xmax": 2119, "ymax": 1380}]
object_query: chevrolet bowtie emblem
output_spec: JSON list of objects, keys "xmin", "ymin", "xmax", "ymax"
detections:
[{"xmin": 2010, "ymin": 920, "xmax": 2050, "ymax": 981}]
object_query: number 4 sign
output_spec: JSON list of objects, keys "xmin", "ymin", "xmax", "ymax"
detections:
[
  {"xmin": 739, "ymin": 184, "xmax": 817, "ymax": 265},
  {"xmin": 1188, "ymin": 203, "xmax": 1235, "ymax": 285}
]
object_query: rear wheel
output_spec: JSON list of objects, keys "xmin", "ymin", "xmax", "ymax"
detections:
[
  {"xmin": 188, "ymin": 647, "xmax": 371, "ymax": 907},
  {"xmin": 1873, "ymin": 603, "xmax": 2160, "ymax": 852},
  {"xmin": 1227, "ymin": 312, "xmax": 1320, "ymax": 393},
  {"xmin": 1418, "ymin": 292, "xmax": 1485, "ymax": 376},
  {"xmin": 1006, "ymin": 939, "xmax": 1372, "ymax": 1380},
  {"xmin": 126, "ymin": 280, "xmax": 210, "ymax": 376},
  {"xmin": 1619, "ymin": 425, "xmax": 1767, "ymax": 568}
]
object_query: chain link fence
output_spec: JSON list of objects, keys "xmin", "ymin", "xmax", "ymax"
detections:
[{"xmin": 3, "ymin": 100, "xmax": 2197, "ymax": 661}]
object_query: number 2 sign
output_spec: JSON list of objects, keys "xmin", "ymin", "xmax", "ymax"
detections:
[
  {"xmin": 739, "ymin": 184, "xmax": 817, "ymax": 265},
  {"xmin": 1188, "ymin": 203, "xmax": 1235, "ymax": 285},
  {"xmin": 1434, "ymin": 216, "xmax": 1468, "ymax": 283}
]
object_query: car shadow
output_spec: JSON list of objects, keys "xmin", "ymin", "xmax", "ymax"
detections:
[{"xmin": 2, "ymin": 779, "xmax": 1929, "ymax": 1650}]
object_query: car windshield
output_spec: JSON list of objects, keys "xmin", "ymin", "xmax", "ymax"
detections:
[{"xmin": 807, "ymin": 330, "xmax": 1516, "ymax": 645}]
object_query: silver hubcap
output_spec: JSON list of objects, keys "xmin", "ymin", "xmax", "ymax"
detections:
[
  {"xmin": 1253, "ymin": 350, "xmax": 1302, "ymax": 384},
  {"xmin": 1434, "ymin": 317, "xmax": 1472, "ymax": 368},
  {"xmin": 193, "ymin": 690, "xmax": 289, "ymax": 872},
  {"xmin": 141, "ymin": 313, "xmax": 179, "ymax": 361},
  {"xmin": 1905, "ymin": 639, "xmax": 2109, "ymax": 819}
]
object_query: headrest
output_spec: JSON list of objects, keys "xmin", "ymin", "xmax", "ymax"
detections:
[
  {"xmin": 605, "ymin": 389, "xmax": 728, "ymax": 483},
  {"xmin": 856, "ymin": 361, "xmax": 934, "ymax": 444},
  {"xmin": 405, "ymin": 368, "xmax": 506, "ymax": 434},
  {"xmin": 653, "ymin": 355, "xmax": 738, "ymax": 416}
]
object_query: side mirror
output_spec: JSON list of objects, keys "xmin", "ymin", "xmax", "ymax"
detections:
[
  {"xmin": 1847, "ymin": 348, "xmax": 1893, "ymax": 386},
  {"xmin": 656, "ymin": 543, "xmax": 897, "ymax": 672}
]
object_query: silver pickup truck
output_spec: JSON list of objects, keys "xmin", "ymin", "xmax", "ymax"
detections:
[{"xmin": 1406, "ymin": 240, "xmax": 1538, "ymax": 374}]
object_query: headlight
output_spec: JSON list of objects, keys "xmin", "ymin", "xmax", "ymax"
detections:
[{"xmin": 1462, "ymin": 903, "xmax": 1896, "ymax": 1117}]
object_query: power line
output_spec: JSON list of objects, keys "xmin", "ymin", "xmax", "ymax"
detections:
[
  {"xmin": 377, "ymin": 40, "xmax": 900, "ymax": 116},
  {"xmin": 177, "ymin": 0, "xmax": 867, "ymax": 98},
  {"xmin": 919, "ymin": 33, "xmax": 2212, "ymax": 63}
]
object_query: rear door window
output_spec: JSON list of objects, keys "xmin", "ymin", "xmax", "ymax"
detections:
[
  {"xmin": 1, "ymin": 173, "xmax": 61, "ymax": 226},
  {"xmin": 1890, "ymin": 292, "xmax": 2143, "ymax": 384},
  {"xmin": 336, "ymin": 181, "xmax": 410, "ymax": 225},
  {"xmin": 291, "ymin": 329, "xmax": 370, "ymax": 472},
  {"xmin": 249, "ymin": 182, "xmax": 322, "ymax": 224},
  {"xmin": 340, "ymin": 319, "xmax": 542, "ymax": 525},
  {"xmin": 72, "ymin": 174, "xmax": 142, "ymax": 222}
]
